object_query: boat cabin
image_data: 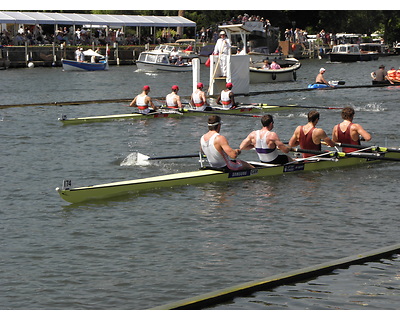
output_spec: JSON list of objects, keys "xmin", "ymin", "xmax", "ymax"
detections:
[
  {"xmin": 138, "ymin": 52, "xmax": 170, "ymax": 64},
  {"xmin": 331, "ymin": 44, "xmax": 361, "ymax": 54}
]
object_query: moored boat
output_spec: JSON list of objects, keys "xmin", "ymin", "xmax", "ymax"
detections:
[
  {"xmin": 329, "ymin": 44, "xmax": 379, "ymax": 62},
  {"xmin": 62, "ymin": 49, "xmax": 109, "ymax": 71},
  {"xmin": 249, "ymin": 58, "xmax": 301, "ymax": 83},
  {"xmin": 56, "ymin": 147, "xmax": 400, "ymax": 203},
  {"xmin": 136, "ymin": 51, "xmax": 193, "ymax": 72}
]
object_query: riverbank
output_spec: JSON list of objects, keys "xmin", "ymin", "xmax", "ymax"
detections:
[{"xmin": 0, "ymin": 43, "xmax": 151, "ymax": 68}]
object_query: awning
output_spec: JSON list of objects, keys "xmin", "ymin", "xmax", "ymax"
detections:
[{"xmin": 0, "ymin": 11, "xmax": 196, "ymax": 27}]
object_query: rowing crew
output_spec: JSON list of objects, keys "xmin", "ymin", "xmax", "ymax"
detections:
[
  {"xmin": 129, "ymin": 82, "xmax": 238, "ymax": 114},
  {"xmin": 200, "ymin": 107, "xmax": 371, "ymax": 171}
]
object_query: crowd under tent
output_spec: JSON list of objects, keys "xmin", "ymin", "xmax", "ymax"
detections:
[{"xmin": 0, "ymin": 11, "xmax": 196, "ymax": 44}]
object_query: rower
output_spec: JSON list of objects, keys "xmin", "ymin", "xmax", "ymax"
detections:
[
  {"xmin": 166, "ymin": 85, "xmax": 182, "ymax": 109},
  {"xmin": 200, "ymin": 115, "xmax": 253, "ymax": 171},
  {"xmin": 240, "ymin": 114, "xmax": 292, "ymax": 165},
  {"xmin": 288, "ymin": 110, "xmax": 336, "ymax": 158},
  {"xmin": 216, "ymin": 82, "xmax": 237, "ymax": 109},
  {"xmin": 190, "ymin": 82, "xmax": 210, "ymax": 111},
  {"xmin": 129, "ymin": 85, "xmax": 158, "ymax": 114},
  {"xmin": 332, "ymin": 106, "xmax": 371, "ymax": 153}
]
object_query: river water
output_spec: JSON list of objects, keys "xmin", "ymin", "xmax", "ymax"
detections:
[{"xmin": 1, "ymin": 56, "xmax": 400, "ymax": 310}]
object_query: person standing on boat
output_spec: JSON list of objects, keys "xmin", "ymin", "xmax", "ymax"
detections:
[
  {"xmin": 190, "ymin": 82, "xmax": 210, "ymax": 111},
  {"xmin": 216, "ymin": 82, "xmax": 237, "ymax": 109},
  {"xmin": 200, "ymin": 115, "xmax": 254, "ymax": 171},
  {"xmin": 332, "ymin": 107, "xmax": 371, "ymax": 153},
  {"xmin": 165, "ymin": 85, "xmax": 182, "ymax": 109},
  {"xmin": 288, "ymin": 110, "xmax": 336, "ymax": 158},
  {"xmin": 213, "ymin": 30, "xmax": 231, "ymax": 77},
  {"xmin": 240, "ymin": 114, "xmax": 292, "ymax": 165},
  {"xmin": 129, "ymin": 85, "xmax": 157, "ymax": 114},
  {"xmin": 315, "ymin": 68, "xmax": 334, "ymax": 87}
]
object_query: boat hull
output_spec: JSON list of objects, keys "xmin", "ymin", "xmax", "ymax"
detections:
[
  {"xmin": 56, "ymin": 152, "xmax": 400, "ymax": 203},
  {"xmin": 58, "ymin": 104, "xmax": 293, "ymax": 125},
  {"xmin": 249, "ymin": 62, "xmax": 301, "ymax": 83},
  {"xmin": 329, "ymin": 53, "xmax": 379, "ymax": 62},
  {"xmin": 62, "ymin": 59, "xmax": 108, "ymax": 71},
  {"xmin": 136, "ymin": 61, "xmax": 192, "ymax": 72}
]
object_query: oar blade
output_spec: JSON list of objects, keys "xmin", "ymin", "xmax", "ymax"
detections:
[{"xmin": 120, "ymin": 152, "xmax": 151, "ymax": 166}]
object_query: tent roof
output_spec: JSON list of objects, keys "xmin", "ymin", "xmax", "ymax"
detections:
[{"xmin": 0, "ymin": 11, "xmax": 196, "ymax": 27}]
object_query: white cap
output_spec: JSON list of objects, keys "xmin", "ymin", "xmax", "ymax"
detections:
[
  {"xmin": 219, "ymin": 30, "xmax": 226, "ymax": 35},
  {"xmin": 320, "ymin": 68, "xmax": 326, "ymax": 72}
]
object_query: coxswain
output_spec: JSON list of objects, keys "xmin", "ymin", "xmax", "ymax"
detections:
[
  {"xmin": 288, "ymin": 110, "xmax": 336, "ymax": 158},
  {"xmin": 165, "ymin": 85, "xmax": 182, "ymax": 109},
  {"xmin": 190, "ymin": 82, "xmax": 210, "ymax": 111},
  {"xmin": 240, "ymin": 114, "xmax": 292, "ymax": 165},
  {"xmin": 200, "ymin": 115, "xmax": 254, "ymax": 171},
  {"xmin": 129, "ymin": 85, "xmax": 157, "ymax": 114},
  {"xmin": 216, "ymin": 82, "xmax": 237, "ymax": 109},
  {"xmin": 332, "ymin": 106, "xmax": 371, "ymax": 153}
]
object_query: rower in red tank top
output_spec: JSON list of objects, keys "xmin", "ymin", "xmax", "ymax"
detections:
[
  {"xmin": 289, "ymin": 110, "xmax": 336, "ymax": 159},
  {"xmin": 299, "ymin": 126, "xmax": 321, "ymax": 158},
  {"xmin": 332, "ymin": 107, "xmax": 371, "ymax": 153}
]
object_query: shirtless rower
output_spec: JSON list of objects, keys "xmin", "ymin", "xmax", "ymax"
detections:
[
  {"xmin": 315, "ymin": 67, "xmax": 334, "ymax": 87},
  {"xmin": 332, "ymin": 107, "xmax": 371, "ymax": 153},
  {"xmin": 190, "ymin": 82, "xmax": 210, "ymax": 111},
  {"xmin": 240, "ymin": 114, "xmax": 292, "ymax": 165},
  {"xmin": 129, "ymin": 85, "xmax": 157, "ymax": 114},
  {"xmin": 288, "ymin": 110, "xmax": 336, "ymax": 158},
  {"xmin": 216, "ymin": 82, "xmax": 237, "ymax": 109},
  {"xmin": 165, "ymin": 85, "xmax": 182, "ymax": 109},
  {"xmin": 200, "ymin": 115, "xmax": 253, "ymax": 171}
]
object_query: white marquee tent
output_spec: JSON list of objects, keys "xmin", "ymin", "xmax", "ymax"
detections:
[{"xmin": 0, "ymin": 11, "xmax": 196, "ymax": 27}]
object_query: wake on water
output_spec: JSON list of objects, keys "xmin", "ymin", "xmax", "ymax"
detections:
[{"xmin": 120, "ymin": 152, "xmax": 152, "ymax": 166}]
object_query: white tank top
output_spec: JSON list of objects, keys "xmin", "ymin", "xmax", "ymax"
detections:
[
  {"xmin": 200, "ymin": 133, "xmax": 228, "ymax": 168},
  {"xmin": 220, "ymin": 90, "xmax": 232, "ymax": 109},
  {"xmin": 166, "ymin": 93, "xmax": 178, "ymax": 107},
  {"xmin": 191, "ymin": 91, "xmax": 205, "ymax": 110},
  {"xmin": 255, "ymin": 130, "xmax": 279, "ymax": 162},
  {"xmin": 136, "ymin": 95, "xmax": 148, "ymax": 107}
]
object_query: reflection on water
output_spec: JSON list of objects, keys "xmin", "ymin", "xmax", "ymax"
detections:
[{"xmin": 209, "ymin": 254, "xmax": 400, "ymax": 310}]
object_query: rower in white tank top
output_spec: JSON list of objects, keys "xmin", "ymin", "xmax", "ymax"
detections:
[
  {"xmin": 255, "ymin": 130, "xmax": 279, "ymax": 162},
  {"xmin": 200, "ymin": 133, "xmax": 228, "ymax": 168},
  {"xmin": 219, "ymin": 90, "xmax": 233, "ymax": 109}
]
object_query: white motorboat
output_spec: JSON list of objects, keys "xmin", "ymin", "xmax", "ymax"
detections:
[
  {"xmin": 249, "ymin": 58, "xmax": 301, "ymax": 83},
  {"xmin": 136, "ymin": 51, "xmax": 193, "ymax": 72},
  {"xmin": 329, "ymin": 44, "xmax": 379, "ymax": 62}
]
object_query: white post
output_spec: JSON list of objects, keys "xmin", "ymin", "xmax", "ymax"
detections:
[{"xmin": 192, "ymin": 58, "xmax": 200, "ymax": 93}]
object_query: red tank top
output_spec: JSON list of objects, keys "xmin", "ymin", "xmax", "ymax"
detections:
[
  {"xmin": 299, "ymin": 126, "xmax": 321, "ymax": 158},
  {"xmin": 336, "ymin": 123, "xmax": 360, "ymax": 153}
]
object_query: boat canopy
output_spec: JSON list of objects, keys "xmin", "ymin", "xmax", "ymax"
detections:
[{"xmin": 0, "ymin": 11, "xmax": 196, "ymax": 27}]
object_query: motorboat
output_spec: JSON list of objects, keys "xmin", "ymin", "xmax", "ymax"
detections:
[
  {"xmin": 62, "ymin": 49, "xmax": 108, "ymax": 71},
  {"xmin": 249, "ymin": 58, "xmax": 301, "ymax": 83},
  {"xmin": 329, "ymin": 44, "xmax": 379, "ymax": 62},
  {"xmin": 136, "ymin": 51, "xmax": 193, "ymax": 72}
]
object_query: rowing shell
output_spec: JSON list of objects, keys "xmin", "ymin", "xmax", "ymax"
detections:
[
  {"xmin": 58, "ymin": 104, "xmax": 293, "ymax": 125},
  {"xmin": 56, "ymin": 150, "xmax": 400, "ymax": 204}
]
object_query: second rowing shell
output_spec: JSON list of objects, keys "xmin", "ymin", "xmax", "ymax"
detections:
[{"xmin": 58, "ymin": 104, "xmax": 294, "ymax": 125}]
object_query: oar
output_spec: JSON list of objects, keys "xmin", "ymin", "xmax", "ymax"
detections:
[
  {"xmin": 334, "ymin": 143, "xmax": 400, "ymax": 153},
  {"xmin": 252, "ymin": 103, "xmax": 343, "ymax": 110},
  {"xmin": 181, "ymin": 109, "xmax": 262, "ymax": 118},
  {"xmin": 291, "ymin": 148, "xmax": 400, "ymax": 162},
  {"xmin": 121, "ymin": 152, "xmax": 204, "ymax": 166}
]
